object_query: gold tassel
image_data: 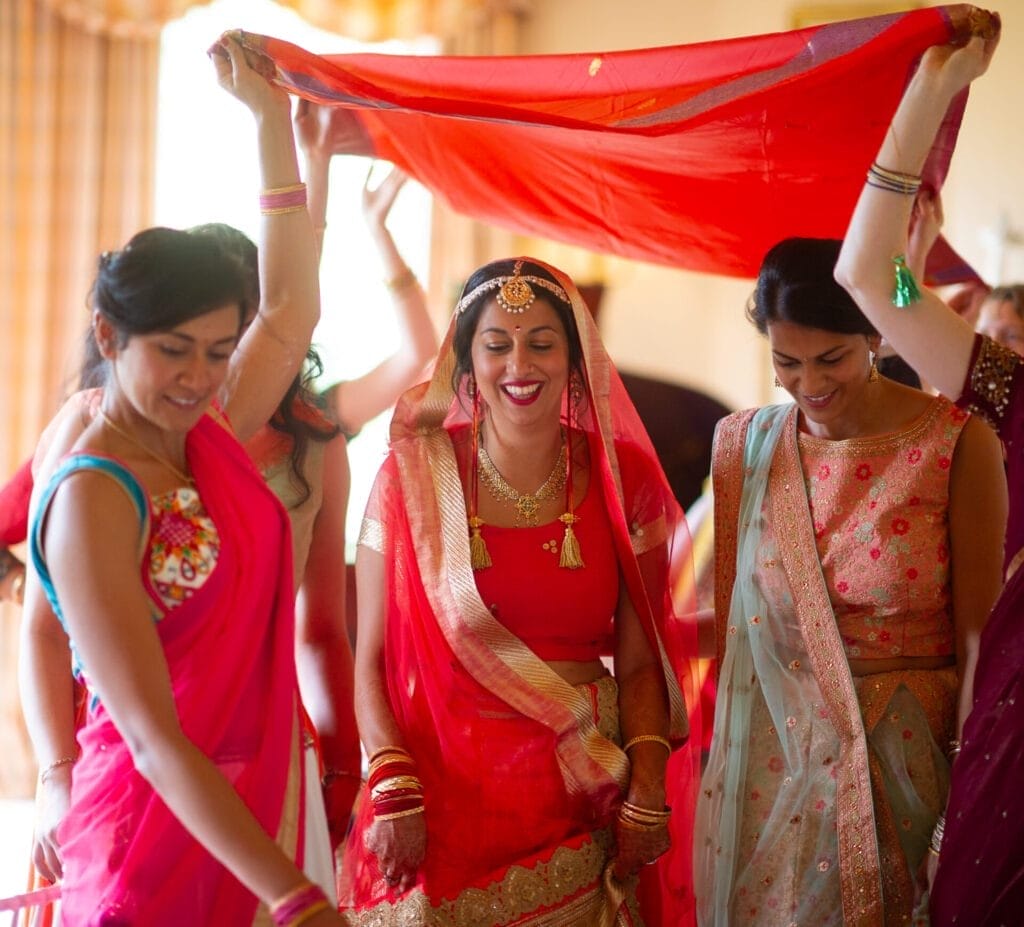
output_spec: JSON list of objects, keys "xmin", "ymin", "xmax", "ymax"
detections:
[
  {"xmin": 468, "ymin": 516, "xmax": 492, "ymax": 570},
  {"xmin": 558, "ymin": 513, "xmax": 585, "ymax": 569}
]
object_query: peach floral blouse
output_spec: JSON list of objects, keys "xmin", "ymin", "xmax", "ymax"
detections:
[{"xmin": 798, "ymin": 396, "xmax": 967, "ymax": 660}]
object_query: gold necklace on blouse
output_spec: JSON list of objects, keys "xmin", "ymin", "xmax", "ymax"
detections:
[
  {"xmin": 99, "ymin": 410, "xmax": 193, "ymax": 487},
  {"xmin": 477, "ymin": 438, "xmax": 566, "ymax": 527}
]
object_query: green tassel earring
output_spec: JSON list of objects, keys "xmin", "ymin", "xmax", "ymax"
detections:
[{"xmin": 892, "ymin": 254, "xmax": 922, "ymax": 308}]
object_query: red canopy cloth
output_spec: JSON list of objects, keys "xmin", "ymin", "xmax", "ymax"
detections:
[{"xmin": 239, "ymin": 4, "xmax": 983, "ymax": 281}]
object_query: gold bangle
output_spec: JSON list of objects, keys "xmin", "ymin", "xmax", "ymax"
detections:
[
  {"xmin": 618, "ymin": 817, "xmax": 668, "ymax": 832},
  {"xmin": 269, "ymin": 880, "xmax": 315, "ymax": 914},
  {"xmin": 288, "ymin": 899, "xmax": 331, "ymax": 927},
  {"xmin": 321, "ymin": 768, "xmax": 361, "ymax": 788},
  {"xmin": 259, "ymin": 182, "xmax": 307, "ymax": 196},
  {"xmin": 375, "ymin": 805, "xmax": 425, "ymax": 822},
  {"xmin": 39, "ymin": 755, "xmax": 77, "ymax": 784},
  {"xmin": 623, "ymin": 734, "xmax": 672, "ymax": 755},
  {"xmin": 260, "ymin": 204, "xmax": 307, "ymax": 217},
  {"xmin": 368, "ymin": 744, "xmax": 410, "ymax": 762},
  {"xmin": 619, "ymin": 801, "xmax": 672, "ymax": 825},
  {"xmin": 371, "ymin": 775, "xmax": 423, "ymax": 798},
  {"xmin": 870, "ymin": 162, "xmax": 922, "ymax": 185},
  {"xmin": 368, "ymin": 746, "xmax": 414, "ymax": 772}
]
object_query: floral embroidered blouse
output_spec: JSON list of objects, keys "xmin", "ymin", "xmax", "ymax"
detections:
[
  {"xmin": 149, "ymin": 487, "xmax": 220, "ymax": 610},
  {"xmin": 798, "ymin": 396, "xmax": 967, "ymax": 660}
]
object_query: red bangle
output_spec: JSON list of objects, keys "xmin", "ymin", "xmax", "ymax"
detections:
[
  {"xmin": 373, "ymin": 794, "xmax": 425, "ymax": 816},
  {"xmin": 367, "ymin": 760, "xmax": 416, "ymax": 792}
]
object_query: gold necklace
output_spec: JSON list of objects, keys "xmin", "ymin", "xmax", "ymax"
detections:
[
  {"xmin": 477, "ymin": 438, "xmax": 566, "ymax": 526},
  {"xmin": 99, "ymin": 410, "xmax": 193, "ymax": 486}
]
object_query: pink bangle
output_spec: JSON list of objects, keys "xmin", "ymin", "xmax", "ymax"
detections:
[
  {"xmin": 269, "ymin": 881, "xmax": 329, "ymax": 927},
  {"xmin": 259, "ymin": 183, "xmax": 307, "ymax": 216}
]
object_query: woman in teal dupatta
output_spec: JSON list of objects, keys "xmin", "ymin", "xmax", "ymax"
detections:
[{"xmin": 695, "ymin": 238, "xmax": 1005, "ymax": 926}]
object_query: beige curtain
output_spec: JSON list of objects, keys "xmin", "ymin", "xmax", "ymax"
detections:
[
  {"xmin": 1, "ymin": 0, "xmax": 158, "ymax": 797},
  {"xmin": 38, "ymin": 0, "xmax": 495, "ymax": 41}
]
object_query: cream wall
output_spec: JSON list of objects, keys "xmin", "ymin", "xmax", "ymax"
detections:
[{"xmin": 514, "ymin": 1, "xmax": 1024, "ymax": 413}]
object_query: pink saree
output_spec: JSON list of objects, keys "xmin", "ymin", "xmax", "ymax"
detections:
[
  {"xmin": 341, "ymin": 262, "xmax": 703, "ymax": 925},
  {"xmin": 30, "ymin": 412, "xmax": 304, "ymax": 926}
]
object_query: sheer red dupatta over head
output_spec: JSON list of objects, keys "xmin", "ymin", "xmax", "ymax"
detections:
[
  {"xmin": 45, "ymin": 414, "xmax": 302, "ymax": 926},
  {"xmin": 342, "ymin": 261, "xmax": 703, "ymax": 920},
  {"xmin": 237, "ymin": 5, "xmax": 979, "ymax": 283}
]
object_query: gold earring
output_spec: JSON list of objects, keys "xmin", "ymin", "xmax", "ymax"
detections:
[
  {"xmin": 774, "ymin": 375, "xmax": 781, "ymax": 388},
  {"xmin": 868, "ymin": 353, "xmax": 879, "ymax": 383}
]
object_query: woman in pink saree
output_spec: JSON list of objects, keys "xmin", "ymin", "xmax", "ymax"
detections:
[
  {"xmin": 697, "ymin": 236, "xmax": 1005, "ymax": 926},
  {"xmin": 340, "ymin": 258, "xmax": 703, "ymax": 925},
  {"xmin": 21, "ymin": 35, "xmax": 342, "ymax": 927},
  {"xmin": 834, "ymin": 13, "xmax": 1024, "ymax": 925}
]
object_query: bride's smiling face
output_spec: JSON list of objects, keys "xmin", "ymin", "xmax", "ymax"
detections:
[{"xmin": 469, "ymin": 296, "xmax": 570, "ymax": 433}]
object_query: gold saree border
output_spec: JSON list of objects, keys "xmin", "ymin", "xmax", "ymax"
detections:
[
  {"xmin": 857, "ymin": 667, "xmax": 957, "ymax": 925},
  {"xmin": 569, "ymin": 267, "xmax": 687, "ymax": 743},
  {"xmin": 358, "ymin": 516, "xmax": 385, "ymax": 554},
  {"xmin": 795, "ymin": 395, "xmax": 946, "ymax": 458},
  {"xmin": 710, "ymin": 408, "xmax": 757, "ymax": 674},
  {"xmin": 771, "ymin": 406, "xmax": 883, "ymax": 925},
  {"xmin": 338, "ymin": 831, "xmax": 638, "ymax": 927},
  {"xmin": 254, "ymin": 709, "xmax": 303, "ymax": 927}
]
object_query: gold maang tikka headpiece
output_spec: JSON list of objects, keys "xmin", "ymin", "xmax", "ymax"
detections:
[{"xmin": 455, "ymin": 259, "xmax": 569, "ymax": 315}]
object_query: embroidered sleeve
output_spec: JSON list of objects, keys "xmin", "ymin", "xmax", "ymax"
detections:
[
  {"xmin": 957, "ymin": 333, "xmax": 1023, "ymax": 438},
  {"xmin": 358, "ymin": 516, "xmax": 385, "ymax": 553}
]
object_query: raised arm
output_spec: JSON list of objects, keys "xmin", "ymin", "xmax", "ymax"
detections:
[
  {"xmin": 295, "ymin": 101, "xmax": 377, "ymax": 263},
  {"xmin": 212, "ymin": 35, "xmax": 321, "ymax": 443},
  {"xmin": 834, "ymin": 26, "xmax": 1000, "ymax": 399},
  {"xmin": 327, "ymin": 165, "xmax": 438, "ymax": 434}
]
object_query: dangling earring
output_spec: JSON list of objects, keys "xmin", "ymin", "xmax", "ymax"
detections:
[
  {"xmin": 774, "ymin": 375, "xmax": 782, "ymax": 388},
  {"xmin": 559, "ymin": 371, "xmax": 585, "ymax": 570},
  {"xmin": 568, "ymin": 371, "xmax": 585, "ymax": 412},
  {"xmin": 468, "ymin": 386, "xmax": 491, "ymax": 570},
  {"xmin": 868, "ymin": 352, "xmax": 879, "ymax": 383}
]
